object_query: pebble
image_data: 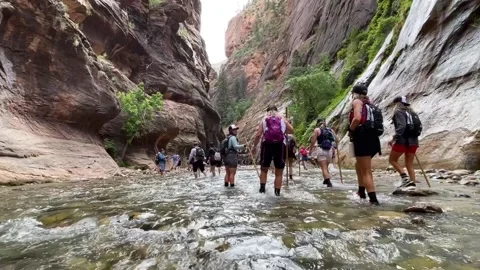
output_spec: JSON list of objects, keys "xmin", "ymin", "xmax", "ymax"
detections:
[
  {"xmin": 425, "ymin": 169, "xmax": 436, "ymax": 174},
  {"xmin": 438, "ymin": 169, "xmax": 447, "ymax": 174}
]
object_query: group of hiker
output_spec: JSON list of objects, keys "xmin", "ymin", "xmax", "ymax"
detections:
[
  {"xmin": 154, "ymin": 83, "xmax": 423, "ymax": 206},
  {"xmin": 154, "ymin": 150, "xmax": 181, "ymax": 175}
]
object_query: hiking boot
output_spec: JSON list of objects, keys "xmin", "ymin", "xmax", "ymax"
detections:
[
  {"xmin": 259, "ymin": 184, "xmax": 266, "ymax": 193},
  {"xmin": 370, "ymin": 201, "xmax": 380, "ymax": 206},
  {"xmin": 326, "ymin": 180, "xmax": 333, "ymax": 188},
  {"xmin": 224, "ymin": 182, "xmax": 229, "ymax": 187},
  {"xmin": 230, "ymin": 183, "xmax": 235, "ymax": 188},
  {"xmin": 357, "ymin": 192, "xmax": 367, "ymax": 199},
  {"xmin": 289, "ymin": 175, "xmax": 293, "ymax": 180},
  {"xmin": 274, "ymin": 188, "xmax": 281, "ymax": 196},
  {"xmin": 397, "ymin": 180, "xmax": 416, "ymax": 188}
]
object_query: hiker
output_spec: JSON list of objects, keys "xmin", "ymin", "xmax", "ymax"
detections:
[
  {"xmin": 286, "ymin": 134, "xmax": 297, "ymax": 180},
  {"xmin": 171, "ymin": 153, "xmax": 180, "ymax": 170},
  {"xmin": 252, "ymin": 105, "xmax": 294, "ymax": 196},
  {"xmin": 222, "ymin": 125, "xmax": 245, "ymax": 187},
  {"xmin": 188, "ymin": 142, "xmax": 207, "ymax": 178},
  {"xmin": 299, "ymin": 146, "xmax": 309, "ymax": 170},
  {"xmin": 155, "ymin": 148, "xmax": 167, "ymax": 175},
  {"xmin": 309, "ymin": 119, "xmax": 338, "ymax": 187},
  {"xmin": 348, "ymin": 84, "xmax": 381, "ymax": 205},
  {"xmin": 207, "ymin": 142, "xmax": 222, "ymax": 176},
  {"xmin": 389, "ymin": 96, "xmax": 421, "ymax": 188}
]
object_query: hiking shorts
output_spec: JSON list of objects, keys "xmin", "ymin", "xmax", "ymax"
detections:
[
  {"xmin": 351, "ymin": 130, "xmax": 381, "ymax": 158},
  {"xmin": 260, "ymin": 142, "xmax": 286, "ymax": 169},
  {"xmin": 223, "ymin": 153, "xmax": 238, "ymax": 168},
  {"xmin": 192, "ymin": 160, "xmax": 205, "ymax": 172},
  {"xmin": 158, "ymin": 162, "xmax": 166, "ymax": 172},
  {"xmin": 301, "ymin": 155, "xmax": 309, "ymax": 161},
  {"xmin": 313, "ymin": 147, "xmax": 332, "ymax": 162},
  {"xmin": 392, "ymin": 144, "xmax": 418, "ymax": 154},
  {"xmin": 210, "ymin": 159, "xmax": 222, "ymax": 167}
]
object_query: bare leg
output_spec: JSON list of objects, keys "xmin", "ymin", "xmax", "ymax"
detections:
[
  {"xmin": 389, "ymin": 151, "xmax": 405, "ymax": 175},
  {"xmin": 405, "ymin": 153, "xmax": 416, "ymax": 182},
  {"xmin": 228, "ymin": 168, "xmax": 237, "ymax": 185},
  {"xmin": 274, "ymin": 168, "xmax": 283, "ymax": 189}
]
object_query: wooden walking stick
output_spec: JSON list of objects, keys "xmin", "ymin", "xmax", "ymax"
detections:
[
  {"xmin": 285, "ymin": 107, "xmax": 289, "ymax": 186},
  {"xmin": 246, "ymin": 140, "xmax": 261, "ymax": 180},
  {"xmin": 337, "ymin": 148, "xmax": 344, "ymax": 184},
  {"xmin": 415, "ymin": 154, "xmax": 431, "ymax": 188},
  {"xmin": 298, "ymin": 151, "xmax": 301, "ymax": 176}
]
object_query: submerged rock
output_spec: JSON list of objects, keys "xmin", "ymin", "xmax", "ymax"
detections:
[
  {"xmin": 410, "ymin": 217, "xmax": 426, "ymax": 225},
  {"xmin": 392, "ymin": 187, "xmax": 439, "ymax": 197},
  {"xmin": 455, "ymin": 194, "xmax": 472, "ymax": 198},
  {"xmin": 403, "ymin": 205, "xmax": 443, "ymax": 214},
  {"xmin": 459, "ymin": 179, "xmax": 479, "ymax": 186}
]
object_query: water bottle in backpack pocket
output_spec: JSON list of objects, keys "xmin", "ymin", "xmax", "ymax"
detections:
[{"xmin": 406, "ymin": 111, "xmax": 423, "ymax": 137}]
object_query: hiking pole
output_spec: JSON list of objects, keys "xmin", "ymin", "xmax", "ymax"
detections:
[
  {"xmin": 337, "ymin": 148, "xmax": 344, "ymax": 184},
  {"xmin": 285, "ymin": 107, "xmax": 289, "ymax": 186},
  {"xmin": 415, "ymin": 154, "xmax": 431, "ymax": 188},
  {"xmin": 298, "ymin": 152, "xmax": 301, "ymax": 176},
  {"xmin": 246, "ymin": 141, "xmax": 260, "ymax": 180}
]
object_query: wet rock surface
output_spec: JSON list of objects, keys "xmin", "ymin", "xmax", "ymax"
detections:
[
  {"xmin": 392, "ymin": 187, "xmax": 439, "ymax": 197},
  {"xmin": 0, "ymin": 169, "xmax": 479, "ymax": 269},
  {"xmin": 403, "ymin": 205, "xmax": 443, "ymax": 214}
]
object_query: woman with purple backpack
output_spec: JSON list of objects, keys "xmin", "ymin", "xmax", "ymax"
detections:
[{"xmin": 252, "ymin": 105, "xmax": 294, "ymax": 196}]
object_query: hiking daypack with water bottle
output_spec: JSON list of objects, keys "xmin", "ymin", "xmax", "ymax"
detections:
[
  {"xmin": 406, "ymin": 111, "xmax": 423, "ymax": 137},
  {"xmin": 195, "ymin": 147, "xmax": 205, "ymax": 161},
  {"xmin": 263, "ymin": 116, "xmax": 284, "ymax": 143},
  {"xmin": 361, "ymin": 103, "xmax": 384, "ymax": 136},
  {"xmin": 317, "ymin": 128, "xmax": 335, "ymax": 150}
]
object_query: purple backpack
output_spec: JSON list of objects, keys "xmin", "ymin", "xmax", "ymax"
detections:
[{"xmin": 264, "ymin": 116, "xmax": 284, "ymax": 143}]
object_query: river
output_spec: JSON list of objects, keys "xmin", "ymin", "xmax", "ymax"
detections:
[{"xmin": 0, "ymin": 167, "xmax": 479, "ymax": 269}]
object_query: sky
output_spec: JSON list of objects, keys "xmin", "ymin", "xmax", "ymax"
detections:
[{"xmin": 200, "ymin": 0, "xmax": 250, "ymax": 64}]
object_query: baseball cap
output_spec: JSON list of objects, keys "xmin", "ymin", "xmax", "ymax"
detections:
[
  {"xmin": 228, "ymin": 124, "xmax": 239, "ymax": 131},
  {"xmin": 393, "ymin": 96, "xmax": 410, "ymax": 106},
  {"xmin": 352, "ymin": 84, "xmax": 368, "ymax": 95}
]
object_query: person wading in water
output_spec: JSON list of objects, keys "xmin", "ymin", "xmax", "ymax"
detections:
[
  {"xmin": 389, "ymin": 96, "xmax": 422, "ymax": 188},
  {"xmin": 189, "ymin": 143, "xmax": 207, "ymax": 178},
  {"xmin": 222, "ymin": 125, "xmax": 244, "ymax": 187},
  {"xmin": 207, "ymin": 142, "xmax": 222, "ymax": 177},
  {"xmin": 309, "ymin": 119, "xmax": 338, "ymax": 187},
  {"xmin": 348, "ymin": 84, "xmax": 381, "ymax": 205},
  {"xmin": 252, "ymin": 105, "xmax": 294, "ymax": 196},
  {"xmin": 286, "ymin": 134, "xmax": 297, "ymax": 181}
]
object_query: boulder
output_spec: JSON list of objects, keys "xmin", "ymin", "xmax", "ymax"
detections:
[
  {"xmin": 410, "ymin": 216, "xmax": 426, "ymax": 225},
  {"xmin": 403, "ymin": 205, "xmax": 443, "ymax": 214},
  {"xmin": 459, "ymin": 179, "xmax": 479, "ymax": 186},
  {"xmin": 392, "ymin": 187, "xmax": 439, "ymax": 197}
]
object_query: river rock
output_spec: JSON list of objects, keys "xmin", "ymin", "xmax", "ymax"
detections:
[
  {"xmin": 475, "ymin": 170, "xmax": 480, "ymax": 177},
  {"xmin": 425, "ymin": 169, "xmax": 436, "ymax": 174},
  {"xmin": 392, "ymin": 187, "xmax": 439, "ymax": 197},
  {"xmin": 451, "ymin": 175, "xmax": 462, "ymax": 181},
  {"xmin": 455, "ymin": 194, "xmax": 472, "ymax": 198},
  {"xmin": 410, "ymin": 216, "xmax": 426, "ymax": 225},
  {"xmin": 438, "ymin": 169, "xmax": 447, "ymax": 174},
  {"xmin": 403, "ymin": 205, "xmax": 443, "ymax": 214},
  {"xmin": 451, "ymin": 170, "xmax": 472, "ymax": 176},
  {"xmin": 459, "ymin": 179, "xmax": 479, "ymax": 186}
]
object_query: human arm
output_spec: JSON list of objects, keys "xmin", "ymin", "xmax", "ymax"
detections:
[
  {"xmin": 229, "ymin": 136, "xmax": 244, "ymax": 150},
  {"xmin": 188, "ymin": 148, "xmax": 195, "ymax": 161},
  {"xmin": 252, "ymin": 122, "xmax": 263, "ymax": 154},
  {"xmin": 349, "ymin": 99, "xmax": 363, "ymax": 133},
  {"xmin": 309, "ymin": 128, "xmax": 319, "ymax": 152},
  {"xmin": 284, "ymin": 118, "xmax": 294, "ymax": 134},
  {"xmin": 389, "ymin": 110, "xmax": 407, "ymax": 146}
]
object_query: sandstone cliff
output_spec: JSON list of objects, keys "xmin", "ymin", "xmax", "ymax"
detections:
[
  {"xmin": 221, "ymin": 0, "xmax": 480, "ymax": 170},
  {"xmin": 0, "ymin": 0, "xmax": 221, "ymax": 183}
]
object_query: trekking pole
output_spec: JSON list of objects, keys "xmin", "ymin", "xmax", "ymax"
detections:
[
  {"xmin": 415, "ymin": 154, "xmax": 431, "ymax": 188},
  {"xmin": 298, "ymin": 152, "xmax": 301, "ymax": 176},
  {"xmin": 246, "ymin": 141, "xmax": 261, "ymax": 179},
  {"xmin": 337, "ymin": 148, "xmax": 344, "ymax": 184},
  {"xmin": 285, "ymin": 107, "xmax": 289, "ymax": 186}
]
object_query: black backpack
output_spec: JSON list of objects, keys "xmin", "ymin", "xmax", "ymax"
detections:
[
  {"xmin": 318, "ymin": 128, "xmax": 335, "ymax": 150},
  {"xmin": 406, "ymin": 111, "xmax": 423, "ymax": 137},
  {"xmin": 220, "ymin": 136, "xmax": 231, "ymax": 157},
  {"xmin": 363, "ymin": 103, "xmax": 384, "ymax": 136},
  {"xmin": 195, "ymin": 147, "xmax": 205, "ymax": 161}
]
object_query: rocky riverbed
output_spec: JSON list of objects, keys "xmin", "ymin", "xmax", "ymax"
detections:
[{"xmin": 0, "ymin": 165, "xmax": 479, "ymax": 269}]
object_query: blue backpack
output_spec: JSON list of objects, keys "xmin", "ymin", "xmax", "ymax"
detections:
[{"xmin": 317, "ymin": 128, "xmax": 335, "ymax": 150}]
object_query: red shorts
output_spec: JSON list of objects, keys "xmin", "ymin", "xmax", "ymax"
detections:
[{"xmin": 392, "ymin": 144, "xmax": 418, "ymax": 154}]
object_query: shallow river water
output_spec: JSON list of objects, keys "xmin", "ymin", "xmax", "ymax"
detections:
[{"xmin": 0, "ymin": 167, "xmax": 479, "ymax": 270}]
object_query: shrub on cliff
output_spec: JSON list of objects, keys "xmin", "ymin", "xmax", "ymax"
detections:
[
  {"xmin": 287, "ymin": 61, "xmax": 339, "ymax": 144},
  {"xmin": 117, "ymin": 83, "xmax": 163, "ymax": 160}
]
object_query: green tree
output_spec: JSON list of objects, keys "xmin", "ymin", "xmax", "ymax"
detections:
[{"xmin": 117, "ymin": 82, "xmax": 163, "ymax": 160}]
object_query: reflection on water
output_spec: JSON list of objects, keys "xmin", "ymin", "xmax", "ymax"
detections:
[{"xmin": 0, "ymin": 167, "xmax": 479, "ymax": 269}]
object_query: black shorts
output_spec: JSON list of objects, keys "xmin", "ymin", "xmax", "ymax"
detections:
[
  {"xmin": 260, "ymin": 142, "xmax": 286, "ymax": 169},
  {"xmin": 352, "ymin": 130, "xmax": 381, "ymax": 157},
  {"xmin": 192, "ymin": 160, "xmax": 205, "ymax": 172},
  {"xmin": 210, "ymin": 159, "xmax": 222, "ymax": 167}
]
